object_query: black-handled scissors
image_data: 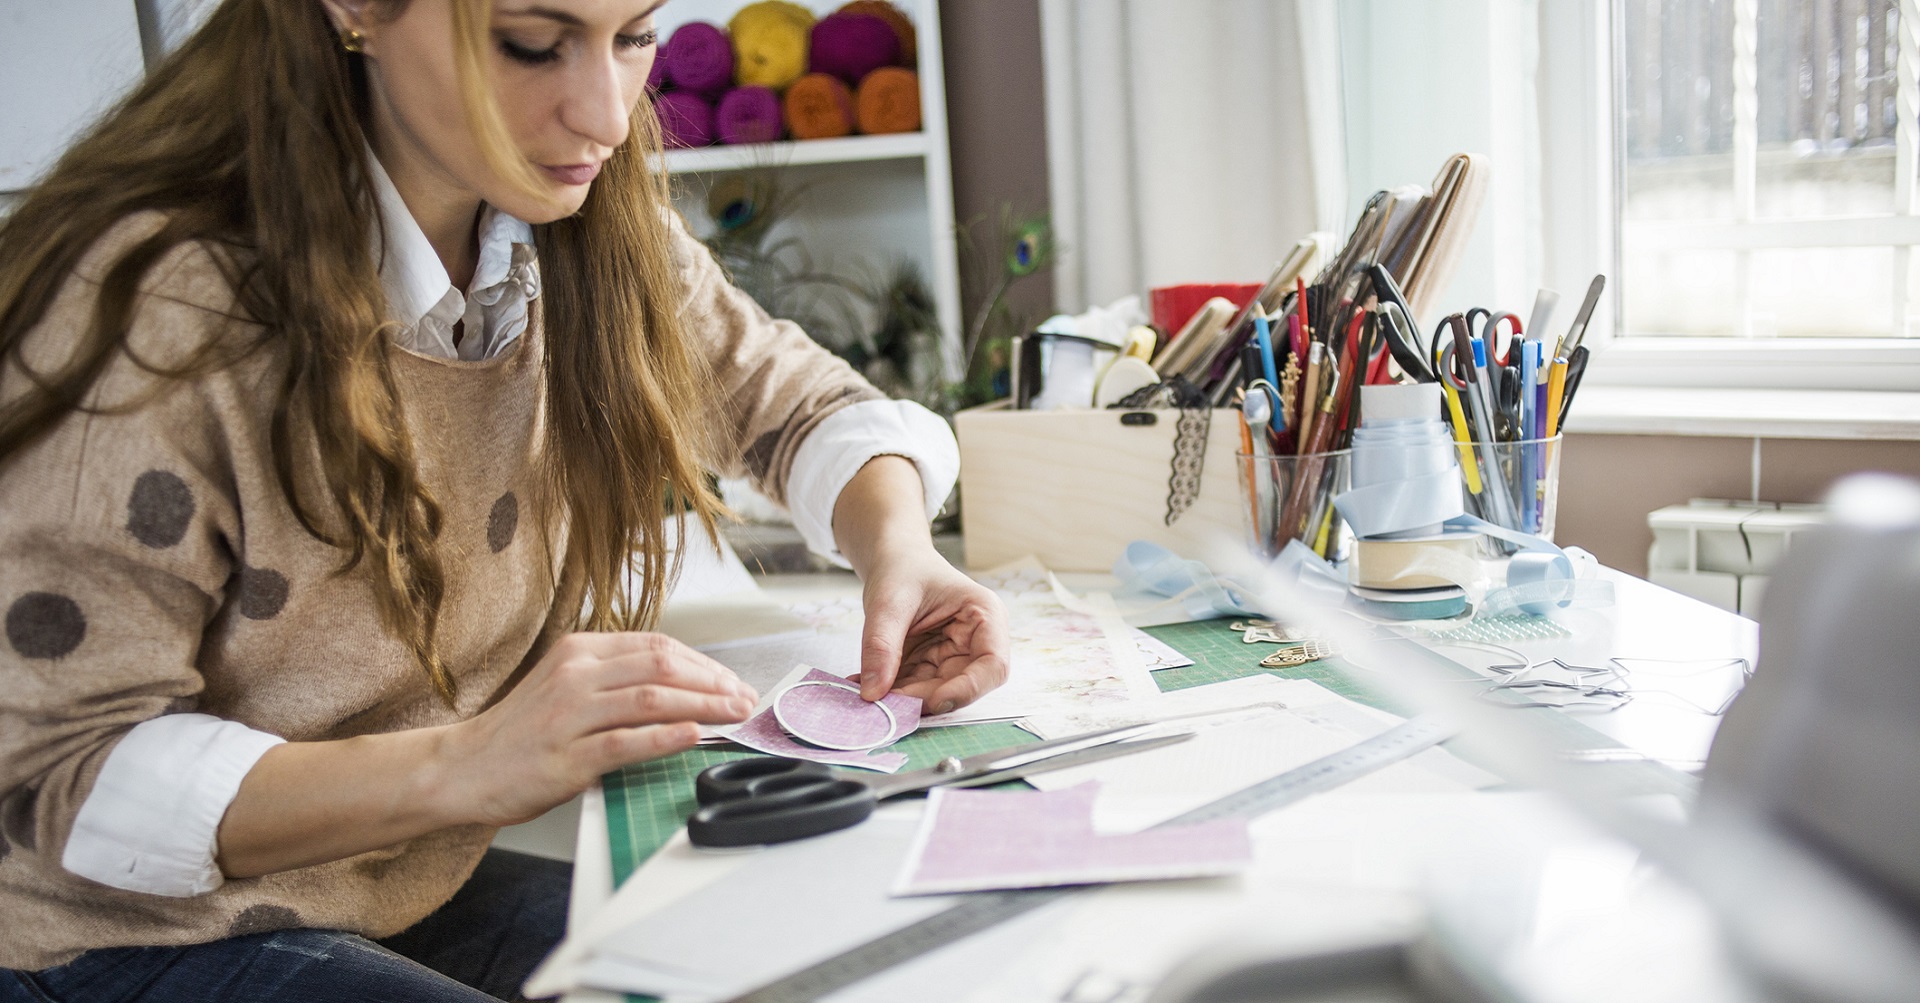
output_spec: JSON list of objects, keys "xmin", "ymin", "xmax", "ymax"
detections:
[
  {"xmin": 686, "ymin": 723, "xmax": 1195, "ymax": 848},
  {"xmin": 1364, "ymin": 263, "xmax": 1435, "ymax": 382}
]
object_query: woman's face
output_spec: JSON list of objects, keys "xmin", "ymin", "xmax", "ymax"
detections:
[{"xmin": 325, "ymin": 0, "xmax": 664, "ymax": 224}]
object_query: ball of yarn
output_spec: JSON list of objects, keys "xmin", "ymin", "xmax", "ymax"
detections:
[
  {"xmin": 662, "ymin": 21, "xmax": 733, "ymax": 95},
  {"xmin": 716, "ymin": 86, "xmax": 785, "ymax": 145},
  {"xmin": 784, "ymin": 73, "xmax": 855, "ymax": 140},
  {"xmin": 654, "ymin": 91, "xmax": 715, "ymax": 148},
  {"xmin": 838, "ymin": 1, "xmax": 916, "ymax": 64},
  {"xmin": 729, "ymin": 0, "xmax": 815, "ymax": 90},
  {"xmin": 855, "ymin": 66, "xmax": 920, "ymax": 135},
  {"xmin": 809, "ymin": 12, "xmax": 900, "ymax": 87}
]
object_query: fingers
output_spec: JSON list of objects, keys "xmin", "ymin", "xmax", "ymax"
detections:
[
  {"xmin": 925, "ymin": 651, "xmax": 1009, "ymax": 715},
  {"xmin": 858, "ymin": 591, "xmax": 914, "ymax": 701},
  {"xmin": 585, "ymin": 683, "xmax": 755, "ymax": 733},
  {"xmin": 586, "ymin": 722, "xmax": 703, "ymax": 773},
  {"xmin": 557, "ymin": 633, "xmax": 755, "ymax": 702}
]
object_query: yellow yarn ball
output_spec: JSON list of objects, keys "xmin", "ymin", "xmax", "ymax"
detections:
[{"xmin": 729, "ymin": 1, "xmax": 815, "ymax": 90}]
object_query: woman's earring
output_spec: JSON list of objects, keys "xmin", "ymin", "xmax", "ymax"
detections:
[{"xmin": 340, "ymin": 29, "xmax": 366, "ymax": 53}]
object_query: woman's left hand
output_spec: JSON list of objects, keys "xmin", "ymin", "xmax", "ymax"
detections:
[{"xmin": 854, "ymin": 546, "xmax": 1008, "ymax": 715}]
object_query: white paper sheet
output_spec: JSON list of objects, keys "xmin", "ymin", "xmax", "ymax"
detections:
[
  {"xmin": 1025, "ymin": 708, "xmax": 1368, "ymax": 833},
  {"xmin": 579, "ymin": 816, "xmax": 953, "ymax": 1001},
  {"xmin": 1018, "ymin": 675, "xmax": 1325, "ymax": 739},
  {"xmin": 700, "ymin": 633, "xmax": 861, "ymax": 707}
]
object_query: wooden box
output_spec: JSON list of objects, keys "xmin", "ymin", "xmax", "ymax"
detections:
[{"xmin": 955, "ymin": 402, "xmax": 1248, "ymax": 572}]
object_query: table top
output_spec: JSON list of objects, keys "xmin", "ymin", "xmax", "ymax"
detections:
[{"xmin": 557, "ymin": 564, "xmax": 1758, "ymax": 1002}]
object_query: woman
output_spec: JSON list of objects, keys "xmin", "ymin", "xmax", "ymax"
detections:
[{"xmin": 0, "ymin": 0, "xmax": 1007, "ymax": 999}]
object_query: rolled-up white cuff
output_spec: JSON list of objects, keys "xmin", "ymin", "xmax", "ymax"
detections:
[
  {"xmin": 786, "ymin": 400, "xmax": 959, "ymax": 568},
  {"xmin": 63, "ymin": 713, "xmax": 285, "ymax": 897}
]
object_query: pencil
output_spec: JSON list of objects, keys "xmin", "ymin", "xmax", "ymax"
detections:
[
  {"xmin": 1295, "ymin": 277, "xmax": 1312, "ymax": 347},
  {"xmin": 1545, "ymin": 357, "xmax": 1568, "ymax": 437},
  {"xmin": 1296, "ymin": 342, "xmax": 1325, "ymax": 453},
  {"xmin": 1238, "ymin": 408, "xmax": 1261, "ymax": 548},
  {"xmin": 1445, "ymin": 382, "xmax": 1484, "ymax": 494}
]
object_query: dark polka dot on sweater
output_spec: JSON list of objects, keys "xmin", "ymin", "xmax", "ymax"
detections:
[
  {"xmin": 126, "ymin": 470, "xmax": 195, "ymax": 548},
  {"xmin": 6, "ymin": 592, "xmax": 86, "ymax": 659},
  {"xmin": 0, "ymin": 795, "xmax": 33, "ymax": 854},
  {"xmin": 227, "ymin": 904, "xmax": 301, "ymax": 937},
  {"xmin": 236, "ymin": 567, "xmax": 288, "ymax": 621},
  {"xmin": 487, "ymin": 492, "xmax": 518, "ymax": 553}
]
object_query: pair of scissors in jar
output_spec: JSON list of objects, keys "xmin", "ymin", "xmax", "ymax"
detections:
[{"xmin": 685, "ymin": 723, "xmax": 1195, "ymax": 848}]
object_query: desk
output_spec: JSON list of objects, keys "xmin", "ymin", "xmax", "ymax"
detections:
[{"xmin": 554, "ymin": 565, "xmax": 1757, "ymax": 1002}]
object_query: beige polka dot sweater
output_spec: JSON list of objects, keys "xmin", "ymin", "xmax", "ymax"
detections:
[{"xmin": 0, "ymin": 213, "xmax": 885, "ymax": 969}]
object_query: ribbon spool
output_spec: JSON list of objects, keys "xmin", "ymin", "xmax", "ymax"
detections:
[
  {"xmin": 1349, "ymin": 534, "xmax": 1481, "ymax": 590},
  {"xmin": 1334, "ymin": 384, "xmax": 1608, "ymax": 618}
]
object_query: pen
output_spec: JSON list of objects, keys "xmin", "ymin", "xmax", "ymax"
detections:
[
  {"xmin": 1518, "ymin": 340, "xmax": 1538, "ymax": 533},
  {"xmin": 1533, "ymin": 344, "xmax": 1550, "ymax": 436},
  {"xmin": 1253, "ymin": 308, "xmax": 1281, "ymax": 388}
]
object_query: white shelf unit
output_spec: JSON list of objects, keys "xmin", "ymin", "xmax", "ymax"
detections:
[{"xmin": 651, "ymin": 0, "xmax": 962, "ymax": 377}]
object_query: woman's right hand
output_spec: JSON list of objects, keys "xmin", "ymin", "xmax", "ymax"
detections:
[{"xmin": 436, "ymin": 632, "xmax": 758, "ymax": 828}]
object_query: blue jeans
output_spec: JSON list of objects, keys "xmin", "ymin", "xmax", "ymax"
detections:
[{"xmin": 3, "ymin": 849, "xmax": 569, "ymax": 1003}]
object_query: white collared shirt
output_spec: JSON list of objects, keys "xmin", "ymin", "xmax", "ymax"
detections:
[
  {"xmin": 367, "ymin": 154, "xmax": 542, "ymax": 362},
  {"xmin": 62, "ymin": 154, "xmax": 959, "ymax": 897}
]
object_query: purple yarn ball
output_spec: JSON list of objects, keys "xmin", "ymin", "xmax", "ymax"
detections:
[
  {"xmin": 654, "ymin": 91, "xmax": 715, "ymax": 148},
  {"xmin": 809, "ymin": 12, "xmax": 902, "ymax": 87},
  {"xmin": 662, "ymin": 21, "xmax": 734, "ymax": 96},
  {"xmin": 716, "ymin": 86, "xmax": 784, "ymax": 145}
]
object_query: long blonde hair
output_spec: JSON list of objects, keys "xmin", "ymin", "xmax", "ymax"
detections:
[{"xmin": 0, "ymin": 0, "xmax": 724, "ymax": 702}]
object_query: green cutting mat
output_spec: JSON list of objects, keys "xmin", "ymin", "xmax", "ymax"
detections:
[{"xmin": 1141, "ymin": 620, "xmax": 1415, "ymax": 711}]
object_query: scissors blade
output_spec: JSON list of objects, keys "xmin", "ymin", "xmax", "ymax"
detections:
[
  {"xmin": 937, "ymin": 731, "xmax": 1197, "ymax": 790},
  {"xmin": 865, "ymin": 722, "xmax": 1162, "ymax": 800}
]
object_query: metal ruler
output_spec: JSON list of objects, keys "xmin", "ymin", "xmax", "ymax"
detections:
[{"xmin": 726, "ymin": 714, "xmax": 1458, "ymax": 1003}]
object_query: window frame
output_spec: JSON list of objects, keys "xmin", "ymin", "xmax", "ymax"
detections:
[{"xmin": 1546, "ymin": 0, "xmax": 1920, "ymax": 393}]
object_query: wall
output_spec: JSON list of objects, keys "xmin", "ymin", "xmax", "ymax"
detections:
[
  {"xmin": 0, "ymin": 1, "xmax": 146, "ymax": 193},
  {"xmin": 1560, "ymin": 434, "xmax": 1920, "ymax": 575},
  {"xmin": 938, "ymin": 0, "xmax": 1054, "ymax": 344}
]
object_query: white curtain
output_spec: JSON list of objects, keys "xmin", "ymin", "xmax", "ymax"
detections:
[{"xmin": 1039, "ymin": 0, "xmax": 1346, "ymax": 314}]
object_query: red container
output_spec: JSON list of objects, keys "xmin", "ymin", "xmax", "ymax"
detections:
[{"xmin": 1150, "ymin": 283, "xmax": 1264, "ymax": 336}]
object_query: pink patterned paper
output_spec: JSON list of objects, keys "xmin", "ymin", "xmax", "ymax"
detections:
[
  {"xmin": 775, "ymin": 680, "xmax": 899, "ymax": 749},
  {"xmin": 728, "ymin": 668, "xmax": 922, "ymax": 773},
  {"xmin": 893, "ymin": 782, "xmax": 1252, "ymax": 895}
]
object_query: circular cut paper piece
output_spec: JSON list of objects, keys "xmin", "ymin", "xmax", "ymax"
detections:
[{"xmin": 773, "ymin": 680, "xmax": 898, "ymax": 751}]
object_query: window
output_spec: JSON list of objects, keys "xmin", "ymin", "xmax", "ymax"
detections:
[
  {"xmin": 1618, "ymin": 0, "xmax": 1920, "ymax": 340},
  {"xmin": 1515, "ymin": 0, "xmax": 1920, "ymax": 395}
]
